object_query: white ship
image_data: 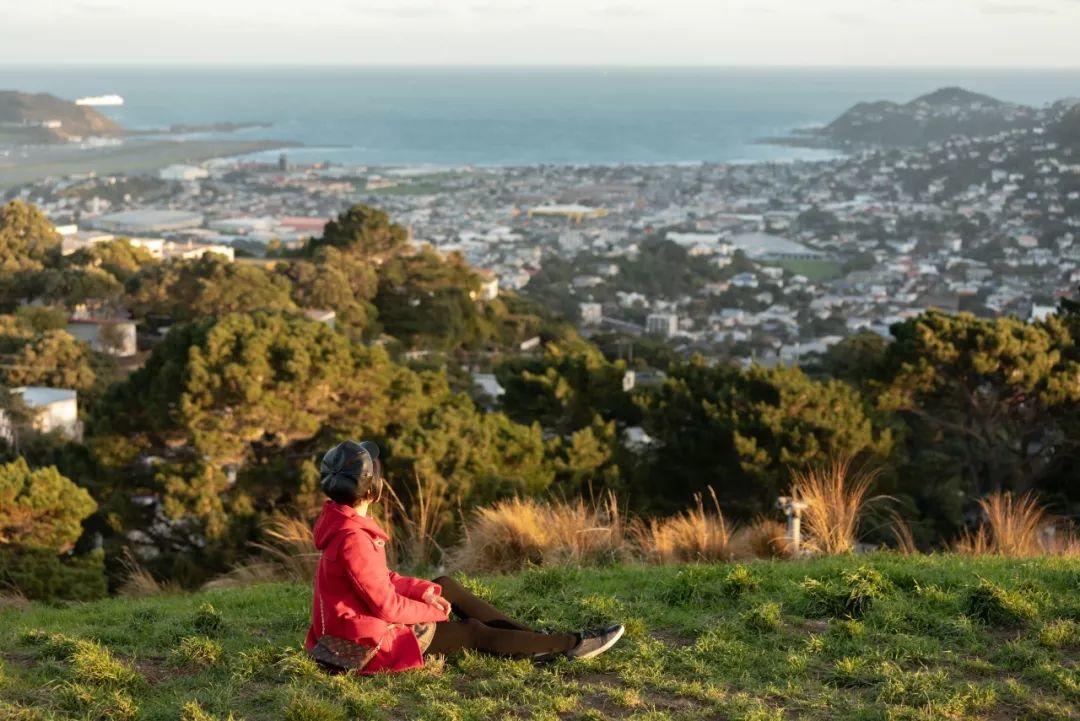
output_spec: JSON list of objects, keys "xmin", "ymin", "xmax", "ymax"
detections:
[{"xmin": 75, "ymin": 94, "xmax": 124, "ymax": 107}]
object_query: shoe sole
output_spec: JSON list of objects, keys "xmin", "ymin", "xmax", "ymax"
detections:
[{"xmin": 572, "ymin": 625, "xmax": 625, "ymax": 660}]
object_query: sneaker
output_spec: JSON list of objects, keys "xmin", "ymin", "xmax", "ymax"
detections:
[{"xmin": 567, "ymin": 624, "xmax": 625, "ymax": 660}]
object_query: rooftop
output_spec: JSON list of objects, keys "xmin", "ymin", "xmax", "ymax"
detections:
[{"xmin": 12, "ymin": 387, "xmax": 77, "ymax": 406}]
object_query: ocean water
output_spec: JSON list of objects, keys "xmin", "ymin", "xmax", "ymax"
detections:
[{"xmin": 1, "ymin": 66, "xmax": 1079, "ymax": 166}]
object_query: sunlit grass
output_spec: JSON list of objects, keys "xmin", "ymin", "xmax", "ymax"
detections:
[{"xmin": 1, "ymin": 554, "xmax": 1077, "ymax": 720}]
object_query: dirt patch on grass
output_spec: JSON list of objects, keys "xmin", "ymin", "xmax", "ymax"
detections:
[
  {"xmin": 1, "ymin": 650, "xmax": 39, "ymax": 667},
  {"xmin": 799, "ymin": 620, "xmax": 830, "ymax": 634},
  {"xmin": 650, "ymin": 629, "xmax": 696, "ymax": 648},
  {"xmin": 135, "ymin": 656, "xmax": 200, "ymax": 685}
]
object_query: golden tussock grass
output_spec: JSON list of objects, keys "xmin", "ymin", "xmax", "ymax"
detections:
[
  {"xmin": 954, "ymin": 491, "xmax": 1075, "ymax": 558},
  {"xmin": 118, "ymin": 548, "xmax": 182, "ymax": 597},
  {"xmin": 631, "ymin": 488, "xmax": 741, "ymax": 564},
  {"xmin": 790, "ymin": 458, "xmax": 883, "ymax": 555},
  {"xmin": 450, "ymin": 493, "xmax": 628, "ymax": 573},
  {"xmin": 204, "ymin": 514, "xmax": 319, "ymax": 589},
  {"xmin": 886, "ymin": 509, "xmax": 919, "ymax": 556},
  {"xmin": 382, "ymin": 472, "xmax": 450, "ymax": 569},
  {"xmin": 742, "ymin": 516, "xmax": 793, "ymax": 559}
]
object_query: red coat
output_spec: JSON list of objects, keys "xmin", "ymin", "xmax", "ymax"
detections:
[{"xmin": 304, "ymin": 501, "xmax": 447, "ymax": 674}]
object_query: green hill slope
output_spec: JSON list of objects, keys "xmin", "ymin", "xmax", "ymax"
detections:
[
  {"xmin": 0, "ymin": 91, "xmax": 123, "ymax": 144},
  {"xmin": 1, "ymin": 555, "xmax": 1077, "ymax": 721},
  {"xmin": 817, "ymin": 87, "xmax": 1035, "ymax": 148}
]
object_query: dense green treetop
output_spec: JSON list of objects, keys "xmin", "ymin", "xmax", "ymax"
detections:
[
  {"xmin": 876, "ymin": 311, "xmax": 1079, "ymax": 496},
  {"xmin": 0, "ymin": 457, "xmax": 96, "ymax": 552},
  {"xmin": 126, "ymin": 255, "xmax": 296, "ymax": 321},
  {"xmin": 1, "ymin": 329, "xmax": 97, "ymax": 392},
  {"xmin": 639, "ymin": 359, "xmax": 893, "ymax": 513},
  {"xmin": 496, "ymin": 338, "xmax": 638, "ymax": 434},
  {"xmin": 306, "ymin": 204, "xmax": 408, "ymax": 257},
  {"xmin": 0, "ymin": 200, "xmax": 61, "ymax": 272}
]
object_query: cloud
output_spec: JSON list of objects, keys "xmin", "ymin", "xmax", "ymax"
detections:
[
  {"xmin": 979, "ymin": 1, "xmax": 1055, "ymax": 14},
  {"xmin": 828, "ymin": 11, "xmax": 870, "ymax": 25},
  {"xmin": 469, "ymin": 2, "xmax": 536, "ymax": 17},
  {"xmin": 348, "ymin": 1, "xmax": 450, "ymax": 18},
  {"xmin": 596, "ymin": 2, "xmax": 652, "ymax": 18}
]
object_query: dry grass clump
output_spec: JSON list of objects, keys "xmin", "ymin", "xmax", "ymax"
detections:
[
  {"xmin": 742, "ymin": 516, "xmax": 792, "ymax": 559},
  {"xmin": 955, "ymin": 491, "xmax": 1075, "ymax": 557},
  {"xmin": 118, "ymin": 549, "xmax": 182, "ymax": 597},
  {"xmin": 382, "ymin": 472, "xmax": 450, "ymax": 568},
  {"xmin": 632, "ymin": 488, "xmax": 740, "ymax": 564},
  {"xmin": 204, "ymin": 515, "xmax": 318, "ymax": 589},
  {"xmin": 886, "ymin": 510, "xmax": 918, "ymax": 556},
  {"xmin": 451, "ymin": 494, "xmax": 627, "ymax": 573},
  {"xmin": 1041, "ymin": 524, "xmax": 1080, "ymax": 558},
  {"xmin": 790, "ymin": 459, "xmax": 882, "ymax": 555}
]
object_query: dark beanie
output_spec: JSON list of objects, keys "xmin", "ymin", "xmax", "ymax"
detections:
[{"xmin": 320, "ymin": 440, "xmax": 380, "ymax": 505}]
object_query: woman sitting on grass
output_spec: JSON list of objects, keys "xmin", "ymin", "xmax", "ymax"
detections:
[{"xmin": 305, "ymin": 440, "xmax": 625, "ymax": 674}]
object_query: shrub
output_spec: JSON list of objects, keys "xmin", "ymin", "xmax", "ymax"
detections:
[
  {"xmin": 1037, "ymin": 619, "xmax": 1079, "ymax": 649},
  {"xmin": 34, "ymin": 632, "xmax": 80, "ymax": 660},
  {"xmin": 56, "ymin": 682, "xmax": 139, "ymax": 721},
  {"xmin": 789, "ymin": 458, "xmax": 881, "ymax": 555},
  {"xmin": 180, "ymin": 700, "xmax": 239, "ymax": 721},
  {"xmin": 284, "ymin": 691, "xmax": 346, "ymax": 721},
  {"xmin": 0, "ymin": 458, "xmax": 96, "ymax": 552},
  {"xmin": 721, "ymin": 564, "xmax": 761, "ymax": 598},
  {"xmin": 68, "ymin": 639, "xmax": 142, "ymax": 688},
  {"xmin": 828, "ymin": 656, "xmax": 875, "ymax": 687},
  {"xmin": 743, "ymin": 602, "xmax": 783, "ymax": 634},
  {"xmin": 520, "ymin": 564, "xmax": 580, "ymax": 595},
  {"xmin": 192, "ymin": 603, "xmax": 224, "ymax": 635},
  {"xmin": 832, "ymin": 618, "xmax": 867, "ymax": 640},
  {"xmin": 174, "ymin": 636, "xmax": 223, "ymax": 667},
  {"xmin": 659, "ymin": 566, "xmax": 723, "ymax": 605},
  {"xmin": 632, "ymin": 488, "xmax": 739, "ymax": 563},
  {"xmin": 574, "ymin": 594, "xmax": 626, "ymax": 628},
  {"xmin": 0, "ymin": 547, "xmax": 107, "ymax": 601},
  {"xmin": 964, "ymin": 580, "xmax": 1038, "ymax": 626},
  {"xmin": 799, "ymin": 566, "xmax": 889, "ymax": 619}
]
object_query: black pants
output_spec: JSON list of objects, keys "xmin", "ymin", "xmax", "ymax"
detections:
[{"xmin": 426, "ymin": 576, "xmax": 577, "ymax": 657}]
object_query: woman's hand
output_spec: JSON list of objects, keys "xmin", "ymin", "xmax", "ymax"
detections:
[{"xmin": 422, "ymin": 586, "xmax": 452, "ymax": 617}]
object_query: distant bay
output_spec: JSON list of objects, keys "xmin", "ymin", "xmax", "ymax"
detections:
[{"xmin": 1, "ymin": 66, "xmax": 1078, "ymax": 167}]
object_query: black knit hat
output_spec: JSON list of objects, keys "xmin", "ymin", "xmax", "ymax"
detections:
[{"xmin": 319, "ymin": 440, "xmax": 382, "ymax": 505}]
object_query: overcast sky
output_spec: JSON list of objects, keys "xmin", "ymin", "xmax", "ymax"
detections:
[{"xmin": 4, "ymin": 0, "xmax": 1080, "ymax": 66}]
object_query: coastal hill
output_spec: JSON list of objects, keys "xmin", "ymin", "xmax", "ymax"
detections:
[
  {"xmin": 1058, "ymin": 102, "xmax": 1080, "ymax": 148},
  {"xmin": 813, "ymin": 86, "xmax": 1034, "ymax": 148},
  {"xmin": 0, "ymin": 90, "xmax": 123, "ymax": 144},
  {"xmin": 762, "ymin": 86, "xmax": 1046, "ymax": 150}
]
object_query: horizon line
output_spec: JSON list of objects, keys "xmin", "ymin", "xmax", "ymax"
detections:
[{"xmin": 3, "ymin": 62, "xmax": 1080, "ymax": 71}]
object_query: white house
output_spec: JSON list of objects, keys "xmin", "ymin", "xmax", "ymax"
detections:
[
  {"xmin": 66, "ymin": 319, "xmax": 137, "ymax": 357},
  {"xmin": 159, "ymin": 164, "xmax": 210, "ymax": 182},
  {"xmin": 579, "ymin": 302, "xmax": 603, "ymax": 326},
  {"xmin": 646, "ymin": 313, "xmax": 678, "ymax": 338},
  {"xmin": 2, "ymin": 387, "xmax": 82, "ymax": 441}
]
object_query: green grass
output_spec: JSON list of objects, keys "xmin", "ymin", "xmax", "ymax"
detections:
[
  {"xmin": 768, "ymin": 259, "xmax": 845, "ymax": 282},
  {"xmin": 1, "ymin": 554, "xmax": 1078, "ymax": 720}
]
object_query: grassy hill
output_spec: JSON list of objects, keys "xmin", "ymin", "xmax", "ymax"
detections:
[
  {"xmin": 1, "ymin": 554, "xmax": 1077, "ymax": 721},
  {"xmin": 815, "ymin": 87, "xmax": 1033, "ymax": 148},
  {"xmin": 0, "ymin": 91, "xmax": 123, "ymax": 144}
]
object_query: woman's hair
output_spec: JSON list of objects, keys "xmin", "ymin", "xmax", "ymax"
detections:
[{"xmin": 319, "ymin": 440, "xmax": 383, "ymax": 505}]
